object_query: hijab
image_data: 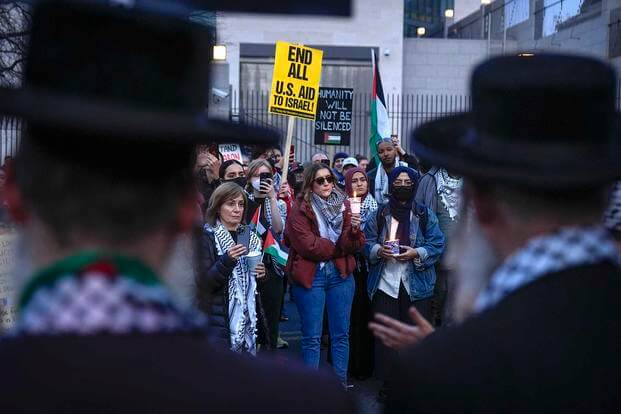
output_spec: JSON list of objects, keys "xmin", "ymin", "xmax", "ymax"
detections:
[{"xmin": 345, "ymin": 167, "xmax": 379, "ymax": 226}]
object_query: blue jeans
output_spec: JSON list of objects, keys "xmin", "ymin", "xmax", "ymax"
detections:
[{"xmin": 292, "ymin": 261, "xmax": 355, "ymax": 383}]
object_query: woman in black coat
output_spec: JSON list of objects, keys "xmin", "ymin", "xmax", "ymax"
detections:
[{"xmin": 196, "ymin": 182, "xmax": 266, "ymax": 354}]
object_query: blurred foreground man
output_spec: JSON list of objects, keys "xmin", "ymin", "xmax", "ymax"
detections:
[
  {"xmin": 388, "ymin": 55, "xmax": 621, "ymax": 413},
  {"xmin": 0, "ymin": 2, "xmax": 352, "ymax": 413}
]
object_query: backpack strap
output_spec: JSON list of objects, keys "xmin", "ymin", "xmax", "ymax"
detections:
[
  {"xmin": 376, "ymin": 204, "xmax": 389, "ymax": 237},
  {"xmin": 414, "ymin": 202, "xmax": 428, "ymax": 234}
]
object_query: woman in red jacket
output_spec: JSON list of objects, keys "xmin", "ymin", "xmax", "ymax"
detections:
[{"xmin": 284, "ymin": 163, "xmax": 365, "ymax": 386}]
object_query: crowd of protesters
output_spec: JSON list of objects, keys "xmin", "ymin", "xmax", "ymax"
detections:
[
  {"xmin": 192, "ymin": 137, "xmax": 456, "ymax": 395},
  {"xmin": 2, "ymin": 2, "xmax": 621, "ymax": 412}
]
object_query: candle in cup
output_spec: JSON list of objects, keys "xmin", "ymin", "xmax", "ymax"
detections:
[
  {"xmin": 384, "ymin": 239, "xmax": 400, "ymax": 255},
  {"xmin": 349, "ymin": 194, "xmax": 361, "ymax": 215}
]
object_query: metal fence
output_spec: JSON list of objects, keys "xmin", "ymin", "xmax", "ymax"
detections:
[
  {"xmin": 4, "ymin": 82, "xmax": 621, "ymax": 163},
  {"xmin": 0, "ymin": 117, "xmax": 21, "ymax": 161},
  {"xmin": 231, "ymin": 90, "xmax": 471, "ymax": 162}
]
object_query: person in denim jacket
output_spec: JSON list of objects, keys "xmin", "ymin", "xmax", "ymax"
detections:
[{"xmin": 363, "ymin": 166, "xmax": 445, "ymax": 402}]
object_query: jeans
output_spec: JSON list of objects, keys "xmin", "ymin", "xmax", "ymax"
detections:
[{"xmin": 292, "ymin": 261, "xmax": 355, "ymax": 383}]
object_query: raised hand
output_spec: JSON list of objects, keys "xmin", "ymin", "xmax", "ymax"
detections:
[{"xmin": 368, "ymin": 306, "xmax": 435, "ymax": 350}]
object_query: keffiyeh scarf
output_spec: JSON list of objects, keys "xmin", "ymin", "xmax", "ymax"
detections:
[
  {"xmin": 475, "ymin": 226, "xmax": 620, "ymax": 313},
  {"xmin": 436, "ymin": 169, "xmax": 463, "ymax": 221},
  {"xmin": 246, "ymin": 192, "xmax": 287, "ymax": 231},
  {"xmin": 360, "ymin": 194, "xmax": 379, "ymax": 229},
  {"xmin": 374, "ymin": 160, "xmax": 408, "ymax": 205},
  {"xmin": 12, "ymin": 252, "xmax": 207, "ymax": 337},
  {"xmin": 209, "ymin": 223, "xmax": 262, "ymax": 355},
  {"xmin": 312, "ymin": 190, "xmax": 347, "ymax": 242}
]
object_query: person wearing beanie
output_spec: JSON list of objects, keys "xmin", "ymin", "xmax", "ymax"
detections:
[{"xmin": 332, "ymin": 152, "xmax": 349, "ymax": 188}]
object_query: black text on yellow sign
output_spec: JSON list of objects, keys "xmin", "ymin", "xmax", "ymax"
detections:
[{"xmin": 269, "ymin": 41, "xmax": 323, "ymax": 120}]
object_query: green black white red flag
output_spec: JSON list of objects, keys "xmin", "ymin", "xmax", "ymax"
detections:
[{"xmin": 369, "ymin": 49, "xmax": 391, "ymax": 160}]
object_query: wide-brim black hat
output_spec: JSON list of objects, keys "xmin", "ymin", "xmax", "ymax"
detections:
[
  {"xmin": 411, "ymin": 54, "xmax": 621, "ymax": 189},
  {"xmin": 0, "ymin": 1, "xmax": 279, "ymax": 156}
]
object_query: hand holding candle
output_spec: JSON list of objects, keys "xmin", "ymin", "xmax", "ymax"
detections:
[
  {"xmin": 349, "ymin": 191, "xmax": 361, "ymax": 228},
  {"xmin": 384, "ymin": 217, "xmax": 400, "ymax": 256}
]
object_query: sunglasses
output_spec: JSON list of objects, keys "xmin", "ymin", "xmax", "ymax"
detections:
[{"xmin": 314, "ymin": 175, "xmax": 335, "ymax": 185}]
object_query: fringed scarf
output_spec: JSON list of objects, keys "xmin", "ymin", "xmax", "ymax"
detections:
[{"xmin": 208, "ymin": 222, "xmax": 262, "ymax": 355}]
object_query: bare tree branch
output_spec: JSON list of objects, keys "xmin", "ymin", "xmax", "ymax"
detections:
[{"xmin": 0, "ymin": 1, "xmax": 30, "ymax": 86}]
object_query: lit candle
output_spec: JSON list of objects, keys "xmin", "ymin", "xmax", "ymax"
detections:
[{"xmin": 349, "ymin": 191, "xmax": 361, "ymax": 215}]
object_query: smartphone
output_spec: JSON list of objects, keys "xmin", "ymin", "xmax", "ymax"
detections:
[
  {"xmin": 259, "ymin": 172, "xmax": 272, "ymax": 193},
  {"xmin": 391, "ymin": 134, "xmax": 400, "ymax": 147},
  {"xmin": 237, "ymin": 225, "xmax": 251, "ymax": 251},
  {"xmin": 208, "ymin": 143, "xmax": 219, "ymax": 157}
]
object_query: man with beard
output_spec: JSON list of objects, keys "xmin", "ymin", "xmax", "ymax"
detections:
[
  {"xmin": 367, "ymin": 138, "xmax": 410, "ymax": 205},
  {"xmin": 0, "ymin": 3, "xmax": 353, "ymax": 412},
  {"xmin": 378, "ymin": 55, "xmax": 621, "ymax": 413}
]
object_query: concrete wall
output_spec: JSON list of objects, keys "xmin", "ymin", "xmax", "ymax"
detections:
[
  {"xmin": 402, "ymin": 38, "xmax": 518, "ymax": 95},
  {"xmin": 216, "ymin": 0, "xmax": 404, "ymax": 94}
]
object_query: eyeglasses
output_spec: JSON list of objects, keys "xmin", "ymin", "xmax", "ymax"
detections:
[{"xmin": 314, "ymin": 175, "xmax": 335, "ymax": 185}]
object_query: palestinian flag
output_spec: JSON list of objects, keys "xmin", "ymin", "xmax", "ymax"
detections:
[
  {"xmin": 263, "ymin": 229, "xmax": 288, "ymax": 267},
  {"xmin": 369, "ymin": 49, "xmax": 391, "ymax": 160},
  {"xmin": 250, "ymin": 205, "xmax": 267, "ymax": 236}
]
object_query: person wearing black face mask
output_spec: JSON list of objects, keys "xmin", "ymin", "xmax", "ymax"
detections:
[
  {"xmin": 219, "ymin": 159, "xmax": 247, "ymax": 189},
  {"xmin": 362, "ymin": 166, "xmax": 445, "ymax": 403}
]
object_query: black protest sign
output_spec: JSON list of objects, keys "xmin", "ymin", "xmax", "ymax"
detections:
[{"xmin": 314, "ymin": 87, "xmax": 353, "ymax": 146}]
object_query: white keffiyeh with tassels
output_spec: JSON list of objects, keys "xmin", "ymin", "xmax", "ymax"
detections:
[{"xmin": 209, "ymin": 222, "xmax": 262, "ymax": 355}]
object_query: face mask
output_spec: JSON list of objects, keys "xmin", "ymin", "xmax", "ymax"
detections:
[
  {"xmin": 225, "ymin": 176, "xmax": 247, "ymax": 188},
  {"xmin": 392, "ymin": 185, "xmax": 413, "ymax": 202},
  {"xmin": 250, "ymin": 177, "xmax": 261, "ymax": 192}
]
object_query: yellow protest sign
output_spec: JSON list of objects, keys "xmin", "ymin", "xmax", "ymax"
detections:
[{"xmin": 269, "ymin": 41, "xmax": 323, "ymax": 120}]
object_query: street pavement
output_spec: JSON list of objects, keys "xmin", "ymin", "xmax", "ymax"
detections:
[{"xmin": 274, "ymin": 296, "xmax": 383, "ymax": 414}]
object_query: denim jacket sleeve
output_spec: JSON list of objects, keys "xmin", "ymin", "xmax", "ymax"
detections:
[
  {"xmin": 414, "ymin": 207, "xmax": 445, "ymax": 271},
  {"xmin": 363, "ymin": 208, "xmax": 383, "ymax": 265}
]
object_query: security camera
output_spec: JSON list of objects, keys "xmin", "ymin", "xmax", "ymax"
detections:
[
  {"xmin": 212, "ymin": 88, "xmax": 230, "ymax": 99},
  {"xmin": 383, "ymin": 48, "xmax": 391, "ymax": 57}
]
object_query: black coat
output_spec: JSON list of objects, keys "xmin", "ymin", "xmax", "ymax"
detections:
[
  {"xmin": 0, "ymin": 334, "xmax": 354, "ymax": 413},
  {"xmin": 196, "ymin": 230, "xmax": 236, "ymax": 347},
  {"xmin": 388, "ymin": 261, "xmax": 621, "ymax": 414}
]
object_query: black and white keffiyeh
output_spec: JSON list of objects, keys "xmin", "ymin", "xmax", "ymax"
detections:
[
  {"xmin": 374, "ymin": 160, "xmax": 408, "ymax": 205},
  {"xmin": 475, "ymin": 226, "xmax": 620, "ymax": 313},
  {"xmin": 246, "ymin": 191, "xmax": 287, "ymax": 231},
  {"xmin": 435, "ymin": 168, "xmax": 463, "ymax": 221},
  {"xmin": 604, "ymin": 181, "xmax": 621, "ymax": 233},
  {"xmin": 360, "ymin": 194, "xmax": 379, "ymax": 229},
  {"xmin": 207, "ymin": 222, "xmax": 262, "ymax": 355},
  {"xmin": 312, "ymin": 190, "xmax": 347, "ymax": 241}
]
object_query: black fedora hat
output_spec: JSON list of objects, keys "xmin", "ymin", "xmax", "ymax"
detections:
[
  {"xmin": 411, "ymin": 54, "xmax": 621, "ymax": 189},
  {"xmin": 0, "ymin": 0, "xmax": 279, "ymax": 150}
]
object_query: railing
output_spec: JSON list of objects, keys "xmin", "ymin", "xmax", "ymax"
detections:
[
  {"xmin": 231, "ymin": 90, "xmax": 471, "ymax": 161},
  {"xmin": 3, "ymin": 80, "xmax": 621, "ymax": 163}
]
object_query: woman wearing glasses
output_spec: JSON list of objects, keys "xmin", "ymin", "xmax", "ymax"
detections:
[{"xmin": 284, "ymin": 163, "xmax": 365, "ymax": 386}]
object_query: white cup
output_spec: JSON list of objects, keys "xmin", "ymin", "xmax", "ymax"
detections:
[
  {"xmin": 245, "ymin": 251, "xmax": 262, "ymax": 277},
  {"xmin": 349, "ymin": 197, "xmax": 361, "ymax": 215}
]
